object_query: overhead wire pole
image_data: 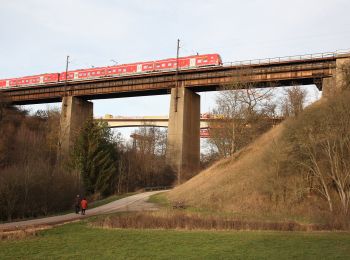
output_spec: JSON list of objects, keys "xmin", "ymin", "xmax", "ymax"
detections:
[
  {"xmin": 58, "ymin": 55, "xmax": 70, "ymax": 164},
  {"xmin": 174, "ymin": 39, "xmax": 181, "ymax": 184},
  {"xmin": 175, "ymin": 39, "xmax": 180, "ymax": 112},
  {"xmin": 64, "ymin": 55, "xmax": 70, "ymax": 96}
]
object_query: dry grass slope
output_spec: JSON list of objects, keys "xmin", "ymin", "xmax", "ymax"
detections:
[
  {"xmin": 168, "ymin": 93, "xmax": 350, "ymax": 227},
  {"xmin": 168, "ymin": 122, "xmax": 285, "ymax": 215}
]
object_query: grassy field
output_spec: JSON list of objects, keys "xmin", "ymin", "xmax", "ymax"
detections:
[{"xmin": 1, "ymin": 221, "xmax": 350, "ymax": 259}]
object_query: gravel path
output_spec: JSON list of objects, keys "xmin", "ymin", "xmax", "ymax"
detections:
[{"xmin": 0, "ymin": 190, "xmax": 166, "ymax": 232}]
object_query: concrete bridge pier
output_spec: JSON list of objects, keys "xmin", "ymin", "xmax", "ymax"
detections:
[
  {"xmin": 166, "ymin": 85, "xmax": 200, "ymax": 183},
  {"xmin": 59, "ymin": 96, "xmax": 93, "ymax": 157},
  {"xmin": 322, "ymin": 57, "xmax": 350, "ymax": 97}
]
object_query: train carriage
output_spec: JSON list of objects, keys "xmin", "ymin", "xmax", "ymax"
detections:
[
  {"xmin": 195, "ymin": 54, "xmax": 221, "ymax": 66},
  {"xmin": 105, "ymin": 66, "xmax": 121, "ymax": 76},
  {"xmin": 75, "ymin": 67, "xmax": 106, "ymax": 80},
  {"xmin": 43, "ymin": 73, "xmax": 60, "ymax": 83},
  {"xmin": 59, "ymin": 71, "xmax": 75, "ymax": 81},
  {"xmin": 125, "ymin": 63, "xmax": 138, "ymax": 74},
  {"xmin": 0, "ymin": 53, "xmax": 222, "ymax": 89},
  {"xmin": 0, "ymin": 80, "xmax": 7, "ymax": 88},
  {"xmin": 140, "ymin": 62, "xmax": 154, "ymax": 72},
  {"xmin": 9, "ymin": 75, "xmax": 41, "ymax": 87}
]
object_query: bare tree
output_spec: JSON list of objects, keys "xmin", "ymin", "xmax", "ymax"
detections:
[
  {"xmin": 281, "ymin": 86, "xmax": 307, "ymax": 117},
  {"xmin": 207, "ymin": 79, "xmax": 277, "ymax": 158},
  {"xmin": 287, "ymin": 87, "xmax": 350, "ymax": 215}
]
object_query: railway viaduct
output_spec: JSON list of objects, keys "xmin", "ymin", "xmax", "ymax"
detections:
[
  {"xmin": 2, "ymin": 51, "xmax": 350, "ymax": 182},
  {"xmin": 96, "ymin": 115, "xmax": 213, "ymax": 139},
  {"xmin": 97, "ymin": 115, "xmax": 211, "ymax": 129}
]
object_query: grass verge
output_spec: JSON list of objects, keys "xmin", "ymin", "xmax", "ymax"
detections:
[
  {"xmin": 1, "ymin": 221, "xmax": 350, "ymax": 259},
  {"xmin": 147, "ymin": 192, "xmax": 170, "ymax": 208}
]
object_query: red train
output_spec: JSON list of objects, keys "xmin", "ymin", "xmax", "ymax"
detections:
[{"xmin": 0, "ymin": 54, "xmax": 222, "ymax": 89}]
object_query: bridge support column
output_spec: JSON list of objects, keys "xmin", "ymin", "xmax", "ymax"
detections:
[
  {"xmin": 322, "ymin": 77, "xmax": 335, "ymax": 98},
  {"xmin": 322, "ymin": 57, "xmax": 350, "ymax": 98},
  {"xmin": 59, "ymin": 96, "xmax": 93, "ymax": 157},
  {"xmin": 167, "ymin": 86, "xmax": 200, "ymax": 183}
]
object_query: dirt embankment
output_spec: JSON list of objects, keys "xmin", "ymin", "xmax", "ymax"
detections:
[{"xmin": 168, "ymin": 122, "xmax": 286, "ymax": 214}]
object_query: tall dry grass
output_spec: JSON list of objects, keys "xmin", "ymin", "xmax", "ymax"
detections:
[{"xmin": 91, "ymin": 211, "xmax": 344, "ymax": 231}]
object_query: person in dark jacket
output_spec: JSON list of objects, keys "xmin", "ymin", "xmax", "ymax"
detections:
[{"xmin": 74, "ymin": 195, "xmax": 81, "ymax": 214}]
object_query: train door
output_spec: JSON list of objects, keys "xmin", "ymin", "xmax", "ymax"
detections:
[
  {"xmin": 190, "ymin": 58, "xmax": 196, "ymax": 67},
  {"xmin": 137, "ymin": 64, "xmax": 142, "ymax": 73}
]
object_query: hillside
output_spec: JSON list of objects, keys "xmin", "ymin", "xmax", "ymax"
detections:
[
  {"xmin": 168, "ymin": 121, "xmax": 291, "ymax": 215},
  {"xmin": 168, "ymin": 95, "xmax": 349, "ymax": 223}
]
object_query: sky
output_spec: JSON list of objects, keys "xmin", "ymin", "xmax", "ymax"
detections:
[{"xmin": 1, "ymin": 0, "xmax": 350, "ymax": 140}]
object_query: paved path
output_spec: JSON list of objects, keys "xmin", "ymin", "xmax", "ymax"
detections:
[{"xmin": 0, "ymin": 190, "xmax": 166, "ymax": 232}]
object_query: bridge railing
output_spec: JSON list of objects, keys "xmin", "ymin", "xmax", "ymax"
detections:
[{"xmin": 222, "ymin": 49, "xmax": 350, "ymax": 68}]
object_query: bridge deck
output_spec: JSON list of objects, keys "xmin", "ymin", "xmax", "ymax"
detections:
[{"xmin": 2, "ymin": 52, "xmax": 349, "ymax": 105}]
